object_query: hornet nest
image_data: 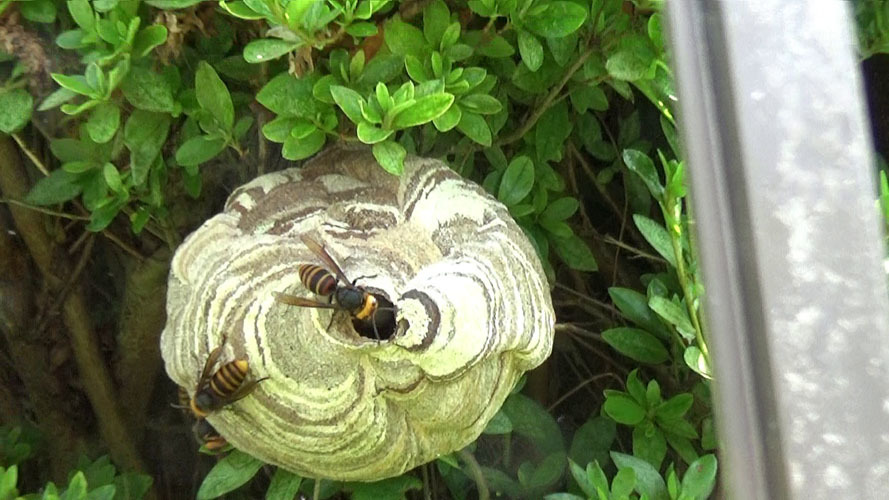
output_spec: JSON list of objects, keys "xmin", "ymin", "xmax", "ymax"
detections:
[{"xmin": 161, "ymin": 146, "xmax": 555, "ymax": 481}]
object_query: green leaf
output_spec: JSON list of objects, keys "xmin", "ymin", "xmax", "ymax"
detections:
[
  {"xmin": 85, "ymin": 484, "xmax": 115, "ymax": 500},
  {"xmin": 62, "ymin": 471, "xmax": 88, "ymax": 500},
  {"xmin": 633, "ymin": 214, "xmax": 677, "ymax": 268},
  {"xmin": 330, "ymin": 85, "xmax": 366, "ymax": 124},
  {"xmin": 423, "ymin": 0, "xmax": 450, "ymax": 47},
  {"xmin": 570, "ymin": 85, "xmax": 608, "ymax": 113},
  {"xmin": 524, "ymin": 2, "xmax": 588, "ymax": 38},
  {"xmin": 663, "ymin": 420, "xmax": 699, "ymax": 442},
  {"xmin": 526, "ymin": 451, "xmax": 567, "ymax": 490},
  {"xmin": 56, "ymin": 29, "xmax": 86, "ymax": 49},
  {"xmin": 196, "ymin": 61, "xmax": 234, "ymax": 131},
  {"xmin": 656, "ymin": 393, "xmax": 694, "ymax": 421},
  {"xmin": 233, "ymin": 116, "xmax": 254, "ymax": 140},
  {"xmin": 86, "ymin": 102, "xmax": 120, "ymax": 144},
  {"xmin": 68, "ymin": 0, "xmax": 95, "ymax": 33},
  {"xmin": 440, "ymin": 22, "xmax": 460, "ymax": 49},
  {"xmin": 498, "ymin": 155, "xmax": 534, "ymax": 206},
  {"xmin": 663, "ymin": 435, "xmax": 697, "ymax": 470},
  {"xmin": 346, "ymin": 22, "xmax": 378, "ymax": 37},
  {"xmin": 474, "ymin": 34, "xmax": 514, "ymax": 58},
  {"xmin": 282, "ymin": 128, "xmax": 325, "ymax": 160},
  {"xmin": 601, "ymin": 327, "xmax": 669, "ymax": 364},
  {"xmin": 357, "ymin": 122, "xmax": 393, "ymax": 144},
  {"xmin": 625, "ymin": 369, "xmax": 646, "ymax": 406},
  {"xmin": 51, "ymin": 74, "xmax": 96, "ymax": 97},
  {"xmin": 219, "ymin": 0, "xmax": 266, "ymax": 19},
  {"xmin": 510, "ymin": 203, "xmax": 534, "ymax": 217},
  {"xmin": 107, "ymin": 59, "xmax": 131, "ymax": 93},
  {"xmin": 648, "ymin": 296, "xmax": 694, "ymax": 340},
  {"xmin": 551, "ymin": 234, "xmax": 598, "ymax": 272},
  {"xmin": 623, "ymin": 149, "xmax": 664, "ymax": 200},
  {"xmin": 541, "ymin": 219, "xmax": 572, "ymax": 238},
  {"xmin": 517, "ymin": 30, "xmax": 543, "ymax": 71},
  {"xmin": 20, "ymin": 0, "xmax": 57, "ymax": 23},
  {"xmin": 543, "ymin": 494, "xmax": 585, "ymax": 500},
  {"xmin": 683, "ymin": 346, "xmax": 711, "ymax": 379},
  {"xmin": 541, "ymin": 197, "xmax": 578, "ymax": 222},
  {"xmin": 256, "ymin": 73, "xmax": 320, "ymax": 118},
  {"xmin": 606, "ymin": 34, "xmax": 656, "ymax": 82},
  {"xmin": 113, "ymin": 472, "xmax": 152, "ymax": 500},
  {"xmin": 356, "ymin": 54, "xmax": 404, "ymax": 88},
  {"xmin": 121, "ymin": 67, "xmax": 175, "ymax": 113},
  {"xmin": 261, "ymin": 117, "xmax": 300, "ymax": 143},
  {"xmin": 502, "ymin": 393, "xmax": 564, "ymax": 454},
  {"xmin": 347, "ymin": 476, "xmax": 423, "ymax": 500},
  {"xmin": 50, "ymin": 138, "xmax": 93, "ymax": 162},
  {"xmin": 482, "ymin": 410, "xmax": 513, "ymax": 435},
  {"xmin": 132, "ymin": 25, "xmax": 168, "ymax": 58},
  {"xmin": 0, "ymin": 89, "xmax": 33, "ymax": 133},
  {"xmin": 701, "ymin": 417, "xmax": 716, "ymax": 451},
  {"xmin": 0, "ymin": 465, "xmax": 18, "ymax": 499},
  {"xmin": 124, "ymin": 110, "xmax": 171, "ymax": 186},
  {"xmin": 93, "ymin": 0, "xmax": 119, "ymax": 12},
  {"xmin": 681, "ymin": 455, "xmax": 717, "ymax": 500},
  {"xmin": 456, "ymin": 111, "xmax": 491, "ymax": 146},
  {"xmin": 432, "ymin": 103, "xmax": 461, "ymax": 131},
  {"xmin": 372, "ymin": 140, "xmax": 406, "ymax": 175},
  {"xmin": 608, "ymin": 287, "xmax": 671, "ymax": 341},
  {"xmin": 63, "ymin": 160, "xmax": 101, "ymax": 174},
  {"xmin": 175, "ymin": 135, "xmax": 226, "ymax": 166},
  {"xmin": 196, "ymin": 450, "xmax": 263, "ymax": 500},
  {"xmin": 587, "ymin": 461, "xmax": 609, "ymax": 494},
  {"xmin": 608, "ymin": 469, "xmax": 635, "ymax": 500},
  {"xmin": 265, "ymin": 469, "xmax": 302, "ymax": 500},
  {"xmin": 567, "ymin": 460, "xmax": 594, "ymax": 498},
  {"xmin": 459, "ymin": 94, "xmax": 502, "ymax": 115},
  {"xmin": 384, "ymin": 18, "xmax": 427, "ymax": 59},
  {"xmin": 243, "ymin": 39, "xmax": 300, "ymax": 63},
  {"xmin": 39, "ymin": 88, "xmax": 77, "ymax": 111},
  {"xmin": 632, "ymin": 424, "xmax": 666, "ymax": 470},
  {"xmin": 610, "ymin": 452, "xmax": 669, "ymax": 500},
  {"xmin": 535, "ymin": 100, "xmax": 571, "ymax": 163},
  {"xmin": 391, "ymin": 93, "xmax": 454, "ymax": 128},
  {"xmin": 96, "ymin": 19, "xmax": 122, "ymax": 46},
  {"xmin": 602, "ymin": 393, "xmax": 645, "ymax": 425},
  {"xmin": 568, "ymin": 416, "xmax": 615, "ymax": 471},
  {"xmin": 144, "ymin": 0, "xmax": 204, "ymax": 7},
  {"xmin": 404, "ymin": 54, "xmax": 430, "ymax": 82}
]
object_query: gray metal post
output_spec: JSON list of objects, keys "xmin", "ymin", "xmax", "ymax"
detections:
[{"xmin": 664, "ymin": 2, "xmax": 889, "ymax": 499}]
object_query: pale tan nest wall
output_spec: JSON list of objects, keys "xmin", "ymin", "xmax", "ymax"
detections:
[{"xmin": 161, "ymin": 147, "xmax": 555, "ymax": 481}]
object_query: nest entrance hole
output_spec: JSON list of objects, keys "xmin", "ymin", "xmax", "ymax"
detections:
[{"xmin": 351, "ymin": 293, "xmax": 396, "ymax": 341}]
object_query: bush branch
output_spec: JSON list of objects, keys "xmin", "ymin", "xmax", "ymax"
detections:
[{"xmin": 0, "ymin": 136, "xmax": 147, "ymax": 474}]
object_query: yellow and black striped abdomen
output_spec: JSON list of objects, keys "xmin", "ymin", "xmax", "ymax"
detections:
[
  {"xmin": 299, "ymin": 264, "xmax": 337, "ymax": 296},
  {"xmin": 209, "ymin": 360, "xmax": 249, "ymax": 398}
]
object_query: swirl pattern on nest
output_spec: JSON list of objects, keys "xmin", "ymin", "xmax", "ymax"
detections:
[{"xmin": 161, "ymin": 147, "xmax": 554, "ymax": 480}]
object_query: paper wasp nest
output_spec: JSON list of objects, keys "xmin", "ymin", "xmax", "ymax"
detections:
[{"xmin": 161, "ymin": 147, "xmax": 554, "ymax": 481}]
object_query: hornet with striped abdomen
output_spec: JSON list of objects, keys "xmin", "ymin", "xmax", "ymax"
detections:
[
  {"xmin": 183, "ymin": 335, "xmax": 268, "ymax": 418},
  {"xmin": 274, "ymin": 235, "xmax": 392, "ymax": 339}
]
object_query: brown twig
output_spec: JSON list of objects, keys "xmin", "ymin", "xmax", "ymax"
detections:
[
  {"xmin": 0, "ymin": 136, "xmax": 147, "ymax": 474},
  {"xmin": 115, "ymin": 247, "xmax": 171, "ymax": 442},
  {"xmin": 0, "ymin": 146, "xmax": 87, "ymax": 480},
  {"xmin": 10, "ymin": 133, "xmax": 50, "ymax": 176},
  {"xmin": 458, "ymin": 448, "xmax": 490, "ymax": 500},
  {"xmin": 496, "ymin": 47, "xmax": 595, "ymax": 147},
  {"xmin": 547, "ymin": 373, "xmax": 619, "ymax": 412},
  {"xmin": 34, "ymin": 233, "xmax": 96, "ymax": 335},
  {"xmin": 602, "ymin": 234, "xmax": 666, "ymax": 263}
]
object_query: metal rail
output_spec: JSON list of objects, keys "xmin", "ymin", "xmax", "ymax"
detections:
[{"xmin": 664, "ymin": 2, "xmax": 889, "ymax": 498}]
